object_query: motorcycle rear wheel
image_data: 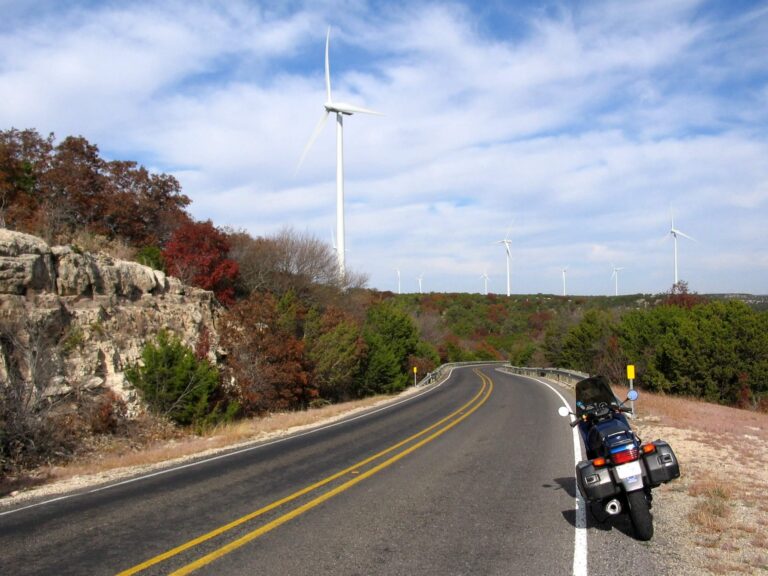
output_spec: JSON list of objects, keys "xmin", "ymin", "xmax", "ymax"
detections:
[{"xmin": 627, "ymin": 490, "xmax": 654, "ymax": 541}]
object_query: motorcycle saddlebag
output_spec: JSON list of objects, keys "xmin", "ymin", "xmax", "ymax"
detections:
[
  {"xmin": 641, "ymin": 440, "xmax": 680, "ymax": 487},
  {"xmin": 576, "ymin": 460, "xmax": 619, "ymax": 502}
]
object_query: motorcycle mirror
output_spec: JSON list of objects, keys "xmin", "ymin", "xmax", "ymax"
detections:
[
  {"xmin": 557, "ymin": 406, "xmax": 571, "ymax": 418},
  {"xmin": 627, "ymin": 389, "xmax": 639, "ymax": 401}
]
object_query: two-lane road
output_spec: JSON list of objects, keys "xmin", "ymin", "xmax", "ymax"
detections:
[{"xmin": 0, "ymin": 366, "xmax": 668, "ymax": 575}]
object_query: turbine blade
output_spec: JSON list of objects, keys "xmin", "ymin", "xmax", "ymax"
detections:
[
  {"xmin": 296, "ymin": 111, "xmax": 330, "ymax": 173},
  {"xmin": 330, "ymin": 102, "xmax": 384, "ymax": 116},
  {"xmin": 325, "ymin": 27, "xmax": 332, "ymax": 103},
  {"xmin": 676, "ymin": 229, "xmax": 696, "ymax": 242}
]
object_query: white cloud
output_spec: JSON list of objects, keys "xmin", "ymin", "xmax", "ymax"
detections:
[{"xmin": 1, "ymin": 0, "xmax": 766, "ymax": 294}]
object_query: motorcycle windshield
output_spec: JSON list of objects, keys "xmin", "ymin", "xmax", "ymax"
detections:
[{"xmin": 575, "ymin": 375, "xmax": 619, "ymax": 406}]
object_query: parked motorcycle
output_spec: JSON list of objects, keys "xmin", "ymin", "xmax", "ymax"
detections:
[{"xmin": 558, "ymin": 375, "xmax": 680, "ymax": 541}]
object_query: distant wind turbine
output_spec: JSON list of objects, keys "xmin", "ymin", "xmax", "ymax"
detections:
[
  {"xmin": 562, "ymin": 266, "xmax": 568, "ymax": 296},
  {"xmin": 417, "ymin": 274, "xmax": 423, "ymax": 294},
  {"xmin": 496, "ymin": 230, "xmax": 512, "ymax": 297},
  {"xmin": 668, "ymin": 212, "xmax": 695, "ymax": 286},
  {"xmin": 297, "ymin": 27, "xmax": 382, "ymax": 279},
  {"xmin": 611, "ymin": 265, "xmax": 625, "ymax": 296},
  {"xmin": 481, "ymin": 271, "xmax": 489, "ymax": 295},
  {"xmin": 396, "ymin": 268, "xmax": 401, "ymax": 295}
]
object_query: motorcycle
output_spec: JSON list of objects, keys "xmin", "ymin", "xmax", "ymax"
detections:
[{"xmin": 557, "ymin": 375, "xmax": 680, "ymax": 541}]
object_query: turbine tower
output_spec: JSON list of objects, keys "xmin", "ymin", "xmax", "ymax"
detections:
[
  {"xmin": 561, "ymin": 266, "xmax": 568, "ymax": 296},
  {"xmin": 417, "ymin": 274, "xmax": 423, "ymax": 294},
  {"xmin": 611, "ymin": 265, "xmax": 624, "ymax": 296},
  {"xmin": 297, "ymin": 27, "xmax": 382, "ymax": 279},
  {"xmin": 668, "ymin": 213, "xmax": 694, "ymax": 286},
  {"xmin": 396, "ymin": 268, "xmax": 401, "ymax": 295},
  {"xmin": 497, "ymin": 231, "xmax": 512, "ymax": 297},
  {"xmin": 481, "ymin": 271, "xmax": 489, "ymax": 295}
]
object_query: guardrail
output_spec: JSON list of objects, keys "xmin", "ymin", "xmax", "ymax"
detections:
[
  {"xmin": 415, "ymin": 361, "xmax": 588, "ymax": 390},
  {"xmin": 497, "ymin": 365, "xmax": 589, "ymax": 389},
  {"xmin": 417, "ymin": 360, "xmax": 507, "ymax": 387}
]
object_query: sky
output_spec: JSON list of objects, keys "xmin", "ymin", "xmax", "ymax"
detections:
[{"xmin": 1, "ymin": 0, "xmax": 767, "ymax": 296}]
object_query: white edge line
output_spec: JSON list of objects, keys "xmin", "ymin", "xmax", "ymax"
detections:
[
  {"xmin": 500, "ymin": 371, "xmax": 588, "ymax": 576},
  {"xmin": 1, "ymin": 371, "xmax": 459, "ymax": 518}
]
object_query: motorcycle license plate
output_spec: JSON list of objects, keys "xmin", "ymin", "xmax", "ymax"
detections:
[{"xmin": 616, "ymin": 460, "xmax": 642, "ymax": 480}]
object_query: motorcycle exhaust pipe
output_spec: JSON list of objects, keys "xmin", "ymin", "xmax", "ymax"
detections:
[{"xmin": 604, "ymin": 499, "xmax": 622, "ymax": 515}]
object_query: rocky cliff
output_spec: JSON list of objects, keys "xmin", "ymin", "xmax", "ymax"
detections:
[{"xmin": 0, "ymin": 229, "xmax": 220, "ymax": 406}]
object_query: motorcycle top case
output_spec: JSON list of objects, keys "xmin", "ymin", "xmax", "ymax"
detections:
[
  {"xmin": 641, "ymin": 440, "xmax": 680, "ymax": 487},
  {"xmin": 576, "ymin": 460, "xmax": 619, "ymax": 502}
]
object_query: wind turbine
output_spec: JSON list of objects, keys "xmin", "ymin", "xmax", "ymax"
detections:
[
  {"xmin": 561, "ymin": 266, "xmax": 568, "ymax": 296},
  {"xmin": 496, "ymin": 230, "xmax": 512, "ymax": 297},
  {"xmin": 417, "ymin": 274, "xmax": 423, "ymax": 294},
  {"xmin": 297, "ymin": 27, "xmax": 382, "ymax": 279},
  {"xmin": 611, "ymin": 265, "xmax": 624, "ymax": 296},
  {"xmin": 481, "ymin": 271, "xmax": 489, "ymax": 295},
  {"xmin": 396, "ymin": 268, "xmax": 401, "ymax": 295},
  {"xmin": 668, "ymin": 213, "xmax": 695, "ymax": 286}
]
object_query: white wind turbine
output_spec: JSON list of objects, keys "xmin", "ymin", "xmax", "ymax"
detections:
[
  {"xmin": 396, "ymin": 268, "xmax": 401, "ymax": 295},
  {"xmin": 417, "ymin": 274, "xmax": 424, "ymax": 294},
  {"xmin": 496, "ymin": 230, "xmax": 512, "ymax": 297},
  {"xmin": 481, "ymin": 271, "xmax": 489, "ymax": 295},
  {"xmin": 611, "ymin": 265, "xmax": 624, "ymax": 296},
  {"xmin": 668, "ymin": 212, "xmax": 695, "ymax": 286},
  {"xmin": 297, "ymin": 27, "xmax": 382, "ymax": 279},
  {"xmin": 561, "ymin": 266, "xmax": 568, "ymax": 296}
]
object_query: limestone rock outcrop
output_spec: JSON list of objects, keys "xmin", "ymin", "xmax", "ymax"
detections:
[{"xmin": 0, "ymin": 229, "xmax": 221, "ymax": 406}]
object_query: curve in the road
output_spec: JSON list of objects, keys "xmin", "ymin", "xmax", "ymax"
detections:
[{"xmin": 119, "ymin": 369, "xmax": 493, "ymax": 576}]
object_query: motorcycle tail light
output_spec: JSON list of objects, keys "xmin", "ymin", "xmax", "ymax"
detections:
[
  {"xmin": 611, "ymin": 447, "xmax": 639, "ymax": 465},
  {"xmin": 641, "ymin": 443, "xmax": 656, "ymax": 454},
  {"xmin": 591, "ymin": 457, "xmax": 607, "ymax": 468}
]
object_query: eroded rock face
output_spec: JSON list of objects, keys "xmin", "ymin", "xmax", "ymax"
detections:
[{"xmin": 0, "ymin": 230, "xmax": 221, "ymax": 409}]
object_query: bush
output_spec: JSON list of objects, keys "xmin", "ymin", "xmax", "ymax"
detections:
[{"xmin": 125, "ymin": 330, "xmax": 221, "ymax": 426}]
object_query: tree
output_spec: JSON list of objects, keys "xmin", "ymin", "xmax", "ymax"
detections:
[
  {"xmin": 361, "ymin": 302, "xmax": 420, "ymax": 394},
  {"xmin": 124, "ymin": 331, "xmax": 220, "ymax": 426},
  {"xmin": 162, "ymin": 220, "xmax": 239, "ymax": 305},
  {"xmin": 226, "ymin": 227, "xmax": 367, "ymax": 300},
  {"xmin": 309, "ymin": 319, "xmax": 367, "ymax": 401},
  {"xmin": 0, "ymin": 129, "xmax": 192, "ymax": 246},
  {"xmin": 0, "ymin": 129, "xmax": 53, "ymax": 232},
  {"xmin": 219, "ymin": 293, "xmax": 316, "ymax": 414},
  {"xmin": 559, "ymin": 309, "xmax": 623, "ymax": 380}
]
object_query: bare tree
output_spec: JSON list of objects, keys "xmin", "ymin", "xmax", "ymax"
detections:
[
  {"xmin": 0, "ymin": 312, "xmax": 65, "ymax": 470},
  {"xmin": 226, "ymin": 227, "xmax": 367, "ymax": 299}
]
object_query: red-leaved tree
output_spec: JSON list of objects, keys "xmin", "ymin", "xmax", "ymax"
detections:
[
  {"xmin": 162, "ymin": 220, "xmax": 239, "ymax": 305},
  {"xmin": 219, "ymin": 293, "xmax": 316, "ymax": 414}
]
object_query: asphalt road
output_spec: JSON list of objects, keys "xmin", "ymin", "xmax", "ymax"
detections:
[{"xmin": 0, "ymin": 366, "xmax": 669, "ymax": 575}]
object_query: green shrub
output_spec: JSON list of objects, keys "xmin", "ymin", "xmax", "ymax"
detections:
[
  {"xmin": 136, "ymin": 246, "xmax": 164, "ymax": 271},
  {"xmin": 125, "ymin": 330, "xmax": 220, "ymax": 426}
]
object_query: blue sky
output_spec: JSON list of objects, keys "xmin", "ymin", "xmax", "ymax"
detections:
[{"xmin": 1, "ymin": 0, "xmax": 767, "ymax": 295}]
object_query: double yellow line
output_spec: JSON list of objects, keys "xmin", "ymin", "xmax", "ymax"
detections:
[{"xmin": 118, "ymin": 369, "xmax": 494, "ymax": 576}]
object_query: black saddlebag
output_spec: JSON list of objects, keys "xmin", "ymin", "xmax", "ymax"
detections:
[
  {"xmin": 576, "ymin": 460, "xmax": 619, "ymax": 502},
  {"xmin": 641, "ymin": 440, "xmax": 680, "ymax": 487}
]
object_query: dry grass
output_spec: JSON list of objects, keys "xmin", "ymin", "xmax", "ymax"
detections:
[
  {"xmin": 626, "ymin": 385, "xmax": 768, "ymax": 576},
  {"xmin": 7, "ymin": 394, "xmax": 394, "ymax": 500}
]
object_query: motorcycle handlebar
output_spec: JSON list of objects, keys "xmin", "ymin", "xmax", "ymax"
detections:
[{"xmin": 570, "ymin": 419, "xmax": 580, "ymax": 428}]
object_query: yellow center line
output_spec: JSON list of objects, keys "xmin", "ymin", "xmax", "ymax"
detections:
[
  {"xmin": 170, "ymin": 370, "xmax": 493, "ymax": 576},
  {"xmin": 116, "ymin": 370, "xmax": 491, "ymax": 576}
]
